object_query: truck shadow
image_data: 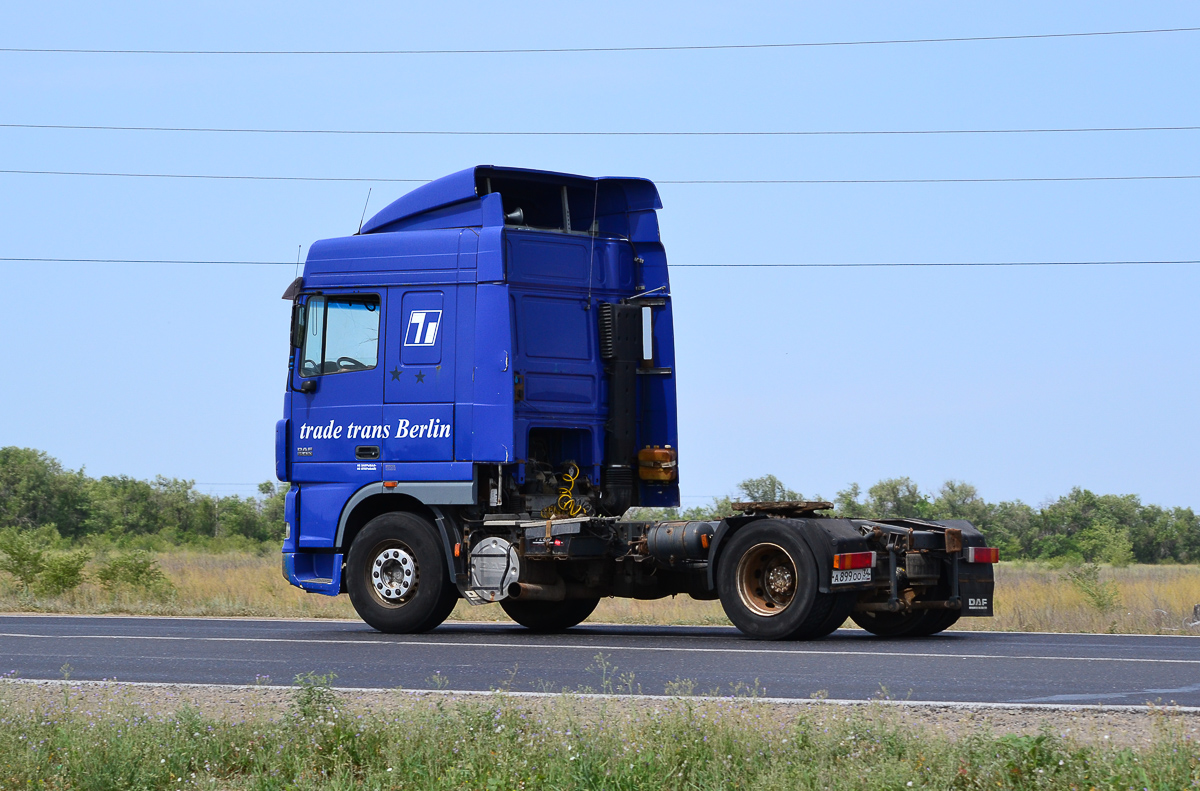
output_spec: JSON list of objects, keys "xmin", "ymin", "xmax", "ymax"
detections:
[{"xmin": 424, "ymin": 621, "xmax": 979, "ymax": 644}]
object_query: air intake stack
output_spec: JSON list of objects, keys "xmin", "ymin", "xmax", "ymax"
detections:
[{"xmin": 598, "ymin": 301, "xmax": 641, "ymax": 515}]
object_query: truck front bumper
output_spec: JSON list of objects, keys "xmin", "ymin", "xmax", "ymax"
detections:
[{"xmin": 282, "ymin": 552, "xmax": 344, "ymax": 596}]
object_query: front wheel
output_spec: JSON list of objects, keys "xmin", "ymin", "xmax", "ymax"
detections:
[
  {"xmin": 346, "ymin": 511, "xmax": 458, "ymax": 634},
  {"xmin": 500, "ymin": 597, "xmax": 600, "ymax": 632}
]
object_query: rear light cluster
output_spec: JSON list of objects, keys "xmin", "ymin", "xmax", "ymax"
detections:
[
  {"xmin": 834, "ymin": 547, "xmax": 997, "ymax": 567},
  {"xmin": 832, "ymin": 551, "xmax": 876, "ymax": 570},
  {"xmin": 966, "ymin": 546, "xmax": 1000, "ymax": 563}
]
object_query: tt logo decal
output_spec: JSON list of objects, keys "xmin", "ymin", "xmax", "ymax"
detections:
[{"xmin": 404, "ymin": 310, "xmax": 442, "ymax": 347}]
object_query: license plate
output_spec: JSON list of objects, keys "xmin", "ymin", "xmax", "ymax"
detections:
[{"xmin": 831, "ymin": 568, "xmax": 872, "ymax": 585}]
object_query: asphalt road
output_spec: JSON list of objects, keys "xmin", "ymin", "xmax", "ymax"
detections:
[{"xmin": 2, "ymin": 615, "xmax": 1198, "ymax": 706}]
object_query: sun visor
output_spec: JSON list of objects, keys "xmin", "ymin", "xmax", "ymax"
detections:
[{"xmin": 281, "ymin": 276, "xmax": 304, "ymax": 300}]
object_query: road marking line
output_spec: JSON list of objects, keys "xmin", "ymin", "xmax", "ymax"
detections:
[
  {"xmin": 4, "ymin": 612, "xmax": 1200, "ymax": 640},
  {"xmin": 3, "ymin": 678, "xmax": 1198, "ymax": 713},
  {"xmin": 1, "ymin": 632, "xmax": 1196, "ymax": 665},
  {"xmin": 0, "ymin": 612, "xmax": 362, "ymax": 624}
]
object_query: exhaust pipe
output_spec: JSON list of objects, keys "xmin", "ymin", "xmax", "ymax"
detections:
[
  {"xmin": 507, "ymin": 581, "xmax": 607, "ymax": 601},
  {"xmin": 507, "ymin": 581, "xmax": 565, "ymax": 601}
]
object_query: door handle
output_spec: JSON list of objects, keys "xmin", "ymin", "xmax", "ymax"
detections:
[{"xmin": 355, "ymin": 445, "xmax": 380, "ymax": 460}]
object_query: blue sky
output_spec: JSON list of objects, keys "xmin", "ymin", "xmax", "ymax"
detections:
[{"xmin": 1, "ymin": 2, "xmax": 1197, "ymax": 508}]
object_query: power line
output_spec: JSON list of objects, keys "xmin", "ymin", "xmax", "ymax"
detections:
[
  {"xmin": 3, "ymin": 168, "xmax": 1198, "ymax": 185},
  {"xmin": 666, "ymin": 176, "xmax": 1200, "ymax": 184},
  {"xmin": 3, "ymin": 122, "xmax": 1199, "ymax": 137},
  {"xmin": 2, "ymin": 26, "xmax": 1198, "ymax": 55},
  {"xmin": 0, "ymin": 169, "xmax": 420, "ymax": 183},
  {"xmin": 3, "ymin": 257, "xmax": 1196, "ymax": 268},
  {"xmin": 671, "ymin": 260, "xmax": 1200, "ymax": 268},
  {"xmin": 0, "ymin": 258, "xmax": 294, "ymax": 265}
]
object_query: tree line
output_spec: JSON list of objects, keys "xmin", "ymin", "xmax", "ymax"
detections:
[
  {"xmin": 0, "ymin": 447, "xmax": 285, "ymax": 548},
  {"xmin": 634, "ymin": 474, "xmax": 1200, "ymax": 565},
  {"xmin": 2, "ymin": 447, "xmax": 1197, "ymax": 564}
]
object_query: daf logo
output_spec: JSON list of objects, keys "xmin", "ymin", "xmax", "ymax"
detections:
[
  {"xmin": 968, "ymin": 597, "xmax": 989, "ymax": 609},
  {"xmin": 404, "ymin": 310, "xmax": 442, "ymax": 347}
]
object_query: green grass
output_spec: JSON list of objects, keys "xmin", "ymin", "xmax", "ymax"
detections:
[{"xmin": 0, "ymin": 683, "xmax": 1197, "ymax": 790}]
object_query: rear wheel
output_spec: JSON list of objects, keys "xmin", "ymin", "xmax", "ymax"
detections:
[
  {"xmin": 797, "ymin": 591, "xmax": 858, "ymax": 639},
  {"xmin": 500, "ymin": 597, "xmax": 600, "ymax": 632},
  {"xmin": 717, "ymin": 522, "xmax": 820, "ymax": 640},
  {"xmin": 906, "ymin": 608, "xmax": 961, "ymax": 636},
  {"xmin": 850, "ymin": 609, "xmax": 931, "ymax": 638},
  {"xmin": 346, "ymin": 512, "xmax": 458, "ymax": 634}
]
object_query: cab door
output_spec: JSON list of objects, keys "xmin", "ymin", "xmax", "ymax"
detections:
[{"xmin": 289, "ymin": 291, "xmax": 386, "ymax": 466}]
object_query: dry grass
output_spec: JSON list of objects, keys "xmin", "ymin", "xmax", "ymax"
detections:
[
  {"xmin": 1, "ymin": 553, "xmax": 1198, "ymax": 636},
  {"xmin": 958, "ymin": 562, "xmax": 1200, "ymax": 635},
  {"xmin": 0, "ymin": 551, "xmax": 359, "ymax": 621}
]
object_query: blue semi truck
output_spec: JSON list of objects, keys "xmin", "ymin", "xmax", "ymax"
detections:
[{"xmin": 277, "ymin": 165, "xmax": 996, "ymax": 639}]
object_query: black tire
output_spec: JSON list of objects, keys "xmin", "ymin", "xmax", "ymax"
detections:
[
  {"xmin": 717, "ymin": 521, "xmax": 819, "ymax": 640},
  {"xmin": 796, "ymin": 591, "xmax": 858, "ymax": 639},
  {"xmin": 850, "ymin": 609, "xmax": 932, "ymax": 638},
  {"xmin": 500, "ymin": 597, "xmax": 600, "ymax": 632},
  {"xmin": 346, "ymin": 511, "xmax": 458, "ymax": 634},
  {"xmin": 906, "ymin": 609, "xmax": 961, "ymax": 636}
]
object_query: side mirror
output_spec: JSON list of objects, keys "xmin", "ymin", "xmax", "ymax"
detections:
[{"xmin": 300, "ymin": 380, "xmax": 317, "ymax": 394}]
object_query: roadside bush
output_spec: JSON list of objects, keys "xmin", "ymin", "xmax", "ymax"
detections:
[
  {"xmin": 1064, "ymin": 563, "xmax": 1121, "ymax": 612},
  {"xmin": 0, "ymin": 527, "xmax": 46, "ymax": 592},
  {"xmin": 292, "ymin": 671, "xmax": 340, "ymax": 719},
  {"xmin": 0, "ymin": 528, "xmax": 91, "ymax": 597},
  {"xmin": 34, "ymin": 549, "xmax": 91, "ymax": 596},
  {"xmin": 96, "ymin": 550, "xmax": 174, "ymax": 598}
]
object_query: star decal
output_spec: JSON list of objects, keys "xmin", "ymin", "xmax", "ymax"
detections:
[
  {"xmin": 390, "ymin": 367, "xmax": 401, "ymax": 381},
  {"xmin": 414, "ymin": 370, "xmax": 426, "ymax": 383}
]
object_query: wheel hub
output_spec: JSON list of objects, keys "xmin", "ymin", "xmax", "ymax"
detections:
[
  {"xmin": 371, "ymin": 547, "xmax": 416, "ymax": 601},
  {"xmin": 766, "ymin": 565, "xmax": 794, "ymax": 595},
  {"xmin": 735, "ymin": 542, "xmax": 798, "ymax": 617}
]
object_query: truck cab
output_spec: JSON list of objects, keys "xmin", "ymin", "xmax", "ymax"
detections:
[{"xmin": 278, "ymin": 166, "xmax": 996, "ymax": 639}]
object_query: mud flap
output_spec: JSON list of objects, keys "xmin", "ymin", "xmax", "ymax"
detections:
[{"xmin": 959, "ymin": 577, "xmax": 994, "ymax": 616}]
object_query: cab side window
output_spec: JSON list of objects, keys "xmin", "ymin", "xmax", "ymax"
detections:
[{"xmin": 300, "ymin": 295, "xmax": 381, "ymax": 376}]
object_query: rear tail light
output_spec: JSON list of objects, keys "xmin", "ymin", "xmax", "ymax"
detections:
[
  {"xmin": 966, "ymin": 547, "xmax": 999, "ymax": 563},
  {"xmin": 833, "ymin": 551, "xmax": 876, "ymax": 570}
]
